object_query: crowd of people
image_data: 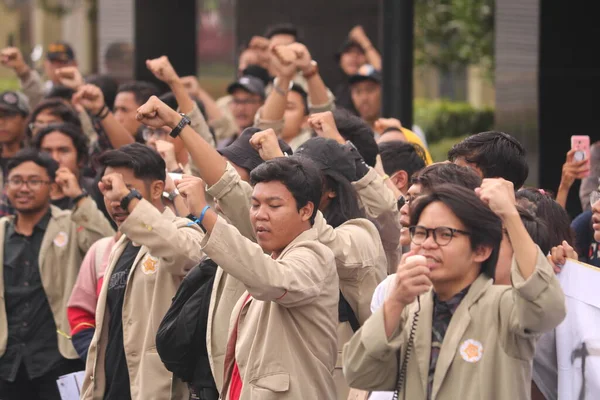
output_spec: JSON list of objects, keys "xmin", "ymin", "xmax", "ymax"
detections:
[{"xmin": 0, "ymin": 22, "xmax": 597, "ymax": 400}]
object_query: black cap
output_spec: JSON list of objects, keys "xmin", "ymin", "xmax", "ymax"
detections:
[
  {"xmin": 335, "ymin": 39, "xmax": 364, "ymax": 62},
  {"xmin": 241, "ymin": 65, "xmax": 271, "ymax": 86},
  {"xmin": 227, "ymin": 76, "xmax": 266, "ymax": 99},
  {"xmin": 295, "ymin": 137, "xmax": 357, "ymax": 182},
  {"xmin": 46, "ymin": 42, "xmax": 75, "ymax": 62},
  {"xmin": 348, "ymin": 64, "xmax": 382, "ymax": 85},
  {"xmin": 219, "ymin": 127, "xmax": 293, "ymax": 173},
  {"xmin": 0, "ymin": 91, "xmax": 30, "ymax": 116}
]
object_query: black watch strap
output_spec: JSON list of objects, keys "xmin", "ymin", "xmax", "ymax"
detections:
[
  {"xmin": 169, "ymin": 113, "xmax": 191, "ymax": 138},
  {"xmin": 72, "ymin": 189, "xmax": 89, "ymax": 205},
  {"xmin": 120, "ymin": 188, "xmax": 143, "ymax": 211}
]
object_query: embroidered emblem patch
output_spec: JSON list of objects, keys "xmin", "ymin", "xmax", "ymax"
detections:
[
  {"xmin": 460, "ymin": 339, "xmax": 483, "ymax": 363},
  {"xmin": 53, "ymin": 231, "xmax": 69, "ymax": 248},
  {"xmin": 141, "ymin": 254, "xmax": 159, "ymax": 275}
]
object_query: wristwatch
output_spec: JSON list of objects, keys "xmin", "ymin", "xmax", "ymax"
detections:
[
  {"xmin": 273, "ymin": 77, "xmax": 293, "ymax": 97},
  {"xmin": 164, "ymin": 189, "xmax": 179, "ymax": 202},
  {"xmin": 169, "ymin": 113, "xmax": 191, "ymax": 138},
  {"xmin": 120, "ymin": 188, "xmax": 143, "ymax": 211},
  {"xmin": 72, "ymin": 189, "xmax": 89, "ymax": 205}
]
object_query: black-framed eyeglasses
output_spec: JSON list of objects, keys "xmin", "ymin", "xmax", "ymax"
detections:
[
  {"xmin": 7, "ymin": 178, "xmax": 52, "ymax": 189},
  {"xmin": 409, "ymin": 225, "xmax": 471, "ymax": 247},
  {"xmin": 397, "ymin": 196, "xmax": 406, "ymax": 209}
]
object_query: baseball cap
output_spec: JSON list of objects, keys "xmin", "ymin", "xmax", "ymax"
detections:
[
  {"xmin": 348, "ymin": 64, "xmax": 382, "ymax": 85},
  {"xmin": 295, "ymin": 137, "xmax": 357, "ymax": 182},
  {"xmin": 219, "ymin": 127, "xmax": 293, "ymax": 173},
  {"xmin": 241, "ymin": 65, "xmax": 271, "ymax": 86},
  {"xmin": 0, "ymin": 91, "xmax": 30, "ymax": 116},
  {"xmin": 335, "ymin": 39, "xmax": 364, "ymax": 61},
  {"xmin": 46, "ymin": 42, "xmax": 75, "ymax": 62},
  {"xmin": 227, "ymin": 76, "xmax": 266, "ymax": 99}
]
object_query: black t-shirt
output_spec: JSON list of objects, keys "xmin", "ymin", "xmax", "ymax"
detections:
[{"xmin": 104, "ymin": 241, "xmax": 140, "ymax": 400}]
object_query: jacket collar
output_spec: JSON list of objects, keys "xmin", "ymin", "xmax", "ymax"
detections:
[{"xmin": 275, "ymin": 218, "xmax": 321, "ymax": 260}]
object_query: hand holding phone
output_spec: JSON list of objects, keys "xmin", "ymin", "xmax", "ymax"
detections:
[{"xmin": 571, "ymin": 135, "xmax": 591, "ymax": 178}]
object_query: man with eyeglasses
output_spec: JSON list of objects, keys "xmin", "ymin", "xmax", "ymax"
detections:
[
  {"xmin": 222, "ymin": 76, "xmax": 265, "ymax": 147},
  {"xmin": 0, "ymin": 91, "xmax": 29, "ymax": 190},
  {"xmin": 0, "ymin": 149, "xmax": 114, "ymax": 400}
]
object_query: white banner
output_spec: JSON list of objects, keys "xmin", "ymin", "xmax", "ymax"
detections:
[{"xmin": 556, "ymin": 259, "xmax": 600, "ymax": 399}]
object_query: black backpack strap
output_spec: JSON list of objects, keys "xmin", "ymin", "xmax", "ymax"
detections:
[{"xmin": 338, "ymin": 290, "xmax": 361, "ymax": 332}]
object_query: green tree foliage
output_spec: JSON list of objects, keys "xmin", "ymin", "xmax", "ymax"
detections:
[{"xmin": 415, "ymin": 0, "xmax": 494, "ymax": 76}]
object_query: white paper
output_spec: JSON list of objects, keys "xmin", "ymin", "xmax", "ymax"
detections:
[
  {"xmin": 56, "ymin": 371, "xmax": 85, "ymax": 400},
  {"xmin": 556, "ymin": 259, "xmax": 600, "ymax": 399}
]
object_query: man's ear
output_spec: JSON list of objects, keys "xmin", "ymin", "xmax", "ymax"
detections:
[
  {"xmin": 299, "ymin": 201, "xmax": 315, "ymax": 222},
  {"xmin": 151, "ymin": 180, "xmax": 165, "ymax": 202},
  {"xmin": 391, "ymin": 170, "xmax": 409, "ymax": 192},
  {"xmin": 473, "ymin": 245, "xmax": 493, "ymax": 264}
]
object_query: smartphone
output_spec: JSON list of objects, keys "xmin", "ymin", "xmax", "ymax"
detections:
[{"xmin": 571, "ymin": 135, "xmax": 591, "ymax": 177}]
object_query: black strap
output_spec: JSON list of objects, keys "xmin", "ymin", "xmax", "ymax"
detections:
[{"xmin": 338, "ymin": 290, "xmax": 361, "ymax": 332}]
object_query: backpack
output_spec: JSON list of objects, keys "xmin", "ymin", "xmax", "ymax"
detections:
[{"xmin": 156, "ymin": 257, "xmax": 219, "ymax": 396}]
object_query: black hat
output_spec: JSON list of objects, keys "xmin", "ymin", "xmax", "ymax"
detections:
[
  {"xmin": 295, "ymin": 137, "xmax": 357, "ymax": 182},
  {"xmin": 348, "ymin": 64, "xmax": 382, "ymax": 85},
  {"xmin": 227, "ymin": 76, "xmax": 266, "ymax": 99},
  {"xmin": 0, "ymin": 91, "xmax": 30, "ymax": 116},
  {"xmin": 241, "ymin": 65, "xmax": 271, "ymax": 86},
  {"xmin": 335, "ymin": 39, "xmax": 364, "ymax": 62},
  {"xmin": 219, "ymin": 127, "xmax": 293, "ymax": 173},
  {"xmin": 46, "ymin": 42, "xmax": 75, "ymax": 62}
]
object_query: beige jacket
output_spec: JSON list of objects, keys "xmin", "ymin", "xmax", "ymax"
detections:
[
  {"xmin": 205, "ymin": 163, "xmax": 387, "ymax": 399},
  {"xmin": 0, "ymin": 199, "xmax": 115, "ymax": 359},
  {"xmin": 19, "ymin": 69, "xmax": 46, "ymax": 108},
  {"xmin": 343, "ymin": 249, "xmax": 567, "ymax": 400},
  {"xmin": 80, "ymin": 200, "xmax": 205, "ymax": 400},
  {"xmin": 202, "ymin": 216, "xmax": 339, "ymax": 399},
  {"xmin": 353, "ymin": 168, "xmax": 401, "ymax": 274}
]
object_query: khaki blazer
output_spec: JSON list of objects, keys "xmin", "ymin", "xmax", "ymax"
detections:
[
  {"xmin": 80, "ymin": 200, "xmax": 205, "ymax": 400},
  {"xmin": 0, "ymin": 199, "xmax": 115, "ymax": 360},
  {"xmin": 204, "ymin": 163, "xmax": 387, "ymax": 399},
  {"xmin": 343, "ymin": 249, "xmax": 567, "ymax": 400},
  {"xmin": 202, "ymin": 216, "xmax": 339, "ymax": 399}
]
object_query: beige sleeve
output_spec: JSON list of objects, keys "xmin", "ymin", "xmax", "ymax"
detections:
[
  {"xmin": 19, "ymin": 69, "xmax": 46, "ymax": 109},
  {"xmin": 499, "ymin": 247, "xmax": 567, "ymax": 359},
  {"xmin": 353, "ymin": 168, "xmax": 401, "ymax": 273},
  {"xmin": 205, "ymin": 162, "xmax": 255, "ymax": 241},
  {"xmin": 185, "ymin": 102, "xmax": 216, "ymax": 148},
  {"xmin": 70, "ymin": 197, "xmax": 116, "ymax": 253},
  {"xmin": 201, "ymin": 216, "xmax": 336, "ymax": 307},
  {"xmin": 211, "ymin": 96, "xmax": 239, "ymax": 141},
  {"xmin": 342, "ymin": 307, "xmax": 407, "ymax": 391},
  {"xmin": 119, "ymin": 199, "xmax": 205, "ymax": 276}
]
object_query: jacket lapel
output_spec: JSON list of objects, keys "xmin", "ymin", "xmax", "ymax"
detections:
[
  {"xmin": 414, "ymin": 292, "xmax": 433, "ymax": 394},
  {"xmin": 431, "ymin": 275, "xmax": 492, "ymax": 399},
  {"xmin": 38, "ymin": 206, "xmax": 61, "ymax": 270}
]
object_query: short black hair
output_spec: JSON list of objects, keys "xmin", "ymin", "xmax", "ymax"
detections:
[
  {"xmin": 412, "ymin": 162, "xmax": 482, "ymax": 192},
  {"xmin": 290, "ymin": 84, "xmax": 309, "ymax": 116},
  {"xmin": 7, "ymin": 148, "xmax": 59, "ymax": 181},
  {"xmin": 26, "ymin": 98, "xmax": 81, "ymax": 139},
  {"xmin": 516, "ymin": 188, "xmax": 575, "ymax": 247},
  {"xmin": 98, "ymin": 143, "xmax": 166, "ymax": 182},
  {"xmin": 86, "ymin": 74, "xmax": 119, "ymax": 110},
  {"xmin": 33, "ymin": 123, "xmax": 90, "ymax": 165},
  {"xmin": 263, "ymin": 23, "xmax": 301, "ymax": 41},
  {"xmin": 250, "ymin": 156, "xmax": 322, "ymax": 225},
  {"xmin": 321, "ymin": 170, "xmax": 364, "ymax": 228},
  {"xmin": 45, "ymin": 85, "xmax": 76, "ymax": 102},
  {"xmin": 448, "ymin": 131, "xmax": 529, "ymax": 189},
  {"xmin": 378, "ymin": 141, "xmax": 426, "ymax": 180},
  {"xmin": 117, "ymin": 81, "xmax": 161, "ymax": 106},
  {"xmin": 410, "ymin": 183, "xmax": 502, "ymax": 279},
  {"xmin": 517, "ymin": 205, "xmax": 552, "ymax": 255},
  {"xmin": 332, "ymin": 108, "xmax": 378, "ymax": 167}
]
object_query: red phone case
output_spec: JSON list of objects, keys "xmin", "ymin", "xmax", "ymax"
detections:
[{"xmin": 571, "ymin": 135, "xmax": 591, "ymax": 178}]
